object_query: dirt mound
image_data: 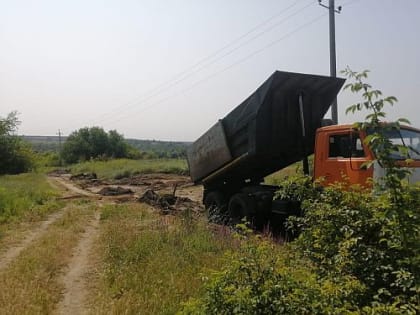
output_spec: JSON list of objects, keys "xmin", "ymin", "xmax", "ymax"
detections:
[
  {"xmin": 48, "ymin": 169, "xmax": 71, "ymax": 176},
  {"xmin": 97, "ymin": 186, "xmax": 133, "ymax": 196},
  {"xmin": 70, "ymin": 172, "xmax": 97, "ymax": 180},
  {"xmin": 139, "ymin": 189, "xmax": 202, "ymax": 214},
  {"xmin": 115, "ymin": 173, "xmax": 191, "ymax": 188}
]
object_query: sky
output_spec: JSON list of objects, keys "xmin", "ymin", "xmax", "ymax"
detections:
[{"xmin": 0, "ymin": 0, "xmax": 419, "ymax": 141}]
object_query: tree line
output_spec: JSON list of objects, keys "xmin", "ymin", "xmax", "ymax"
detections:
[
  {"xmin": 24, "ymin": 133, "xmax": 188, "ymax": 160},
  {"xmin": 0, "ymin": 112, "xmax": 188, "ymax": 175}
]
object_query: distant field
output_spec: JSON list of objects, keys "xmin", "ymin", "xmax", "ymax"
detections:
[
  {"xmin": 126, "ymin": 138, "xmax": 189, "ymax": 158},
  {"xmin": 265, "ymin": 156, "xmax": 314, "ymax": 185},
  {"xmin": 69, "ymin": 158, "xmax": 188, "ymax": 180}
]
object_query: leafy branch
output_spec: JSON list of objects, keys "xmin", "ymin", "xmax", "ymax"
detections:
[
  {"xmin": 342, "ymin": 66, "xmax": 412, "ymax": 194},
  {"xmin": 342, "ymin": 68, "xmax": 418, "ymax": 282}
]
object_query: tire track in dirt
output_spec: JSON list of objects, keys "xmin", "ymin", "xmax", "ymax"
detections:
[
  {"xmin": 56, "ymin": 210, "xmax": 101, "ymax": 315},
  {"xmin": 48, "ymin": 176, "xmax": 98, "ymax": 198},
  {"xmin": 0, "ymin": 177, "xmax": 96, "ymax": 273},
  {"xmin": 0, "ymin": 207, "xmax": 69, "ymax": 272}
]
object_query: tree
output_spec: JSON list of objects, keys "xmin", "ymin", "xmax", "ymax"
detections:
[
  {"xmin": 62, "ymin": 127, "xmax": 131, "ymax": 163},
  {"xmin": 107, "ymin": 130, "xmax": 128, "ymax": 158},
  {"xmin": 0, "ymin": 111, "xmax": 34, "ymax": 174}
]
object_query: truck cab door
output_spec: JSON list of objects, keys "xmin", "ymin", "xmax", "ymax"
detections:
[{"xmin": 315, "ymin": 130, "xmax": 373, "ymax": 187}]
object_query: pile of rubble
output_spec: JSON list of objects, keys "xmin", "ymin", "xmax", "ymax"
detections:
[
  {"xmin": 70, "ymin": 172, "xmax": 97, "ymax": 180},
  {"xmin": 97, "ymin": 186, "xmax": 134, "ymax": 196},
  {"xmin": 138, "ymin": 189, "xmax": 202, "ymax": 215}
]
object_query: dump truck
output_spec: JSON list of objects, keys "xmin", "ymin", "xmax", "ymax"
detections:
[{"xmin": 187, "ymin": 70, "xmax": 420, "ymax": 223}]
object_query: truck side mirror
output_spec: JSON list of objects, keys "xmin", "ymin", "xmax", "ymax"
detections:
[
  {"xmin": 356, "ymin": 138, "xmax": 363, "ymax": 152},
  {"xmin": 350, "ymin": 132, "xmax": 365, "ymax": 158}
]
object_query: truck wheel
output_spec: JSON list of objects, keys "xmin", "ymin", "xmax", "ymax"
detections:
[
  {"xmin": 204, "ymin": 191, "xmax": 227, "ymax": 223},
  {"xmin": 228, "ymin": 193, "xmax": 256, "ymax": 225}
]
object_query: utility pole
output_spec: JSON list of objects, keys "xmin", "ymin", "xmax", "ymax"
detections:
[
  {"xmin": 319, "ymin": 0, "xmax": 341, "ymax": 124},
  {"xmin": 57, "ymin": 129, "xmax": 63, "ymax": 166}
]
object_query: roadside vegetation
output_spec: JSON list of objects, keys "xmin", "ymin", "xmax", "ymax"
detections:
[
  {"xmin": 0, "ymin": 111, "xmax": 34, "ymax": 174},
  {"xmin": 0, "ymin": 173, "xmax": 61, "ymax": 225},
  {"xmin": 90, "ymin": 203, "xmax": 236, "ymax": 314},
  {"xmin": 0, "ymin": 203, "xmax": 95, "ymax": 314}
]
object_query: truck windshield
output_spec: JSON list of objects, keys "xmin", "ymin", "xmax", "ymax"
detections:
[{"xmin": 369, "ymin": 127, "xmax": 420, "ymax": 160}]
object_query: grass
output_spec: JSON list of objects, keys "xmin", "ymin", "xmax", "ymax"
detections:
[
  {"xmin": 0, "ymin": 202, "xmax": 95, "ymax": 314},
  {"xmin": 0, "ymin": 173, "xmax": 61, "ymax": 225},
  {"xmin": 90, "ymin": 203, "xmax": 237, "ymax": 314},
  {"xmin": 264, "ymin": 155, "xmax": 314, "ymax": 185},
  {"xmin": 69, "ymin": 158, "xmax": 188, "ymax": 180}
]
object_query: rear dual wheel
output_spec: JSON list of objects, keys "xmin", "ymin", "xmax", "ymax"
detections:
[
  {"xmin": 204, "ymin": 191, "xmax": 227, "ymax": 223},
  {"xmin": 228, "ymin": 193, "xmax": 256, "ymax": 226}
]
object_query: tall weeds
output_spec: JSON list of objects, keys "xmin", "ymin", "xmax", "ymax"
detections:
[{"xmin": 0, "ymin": 173, "xmax": 60, "ymax": 224}]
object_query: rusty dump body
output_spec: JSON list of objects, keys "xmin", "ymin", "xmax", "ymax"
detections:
[{"xmin": 187, "ymin": 70, "xmax": 345, "ymax": 188}]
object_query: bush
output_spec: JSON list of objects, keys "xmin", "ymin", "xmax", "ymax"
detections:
[
  {"xmin": 62, "ymin": 127, "xmax": 139, "ymax": 163},
  {"xmin": 182, "ymin": 183, "xmax": 419, "ymax": 314},
  {"xmin": 34, "ymin": 152, "xmax": 61, "ymax": 168},
  {"xmin": 180, "ymin": 230, "xmax": 364, "ymax": 314},
  {"xmin": 0, "ymin": 111, "xmax": 34, "ymax": 174},
  {"xmin": 287, "ymin": 184, "xmax": 419, "ymax": 311}
]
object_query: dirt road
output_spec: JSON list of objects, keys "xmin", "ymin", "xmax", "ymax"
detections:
[
  {"xmin": 56, "ymin": 211, "xmax": 100, "ymax": 315},
  {"xmin": 0, "ymin": 173, "xmax": 204, "ymax": 314},
  {"xmin": 0, "ymin": 207, "xmax": 69, "ymax": 271}
]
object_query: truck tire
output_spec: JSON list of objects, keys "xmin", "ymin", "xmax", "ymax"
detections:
[
  {"xmin": 204, "ymin": 191, "xmax": 227, "ymax": 223},
  {"xmin": 228, "ymin": 193, "xmax": 256, "ymax": 225}
]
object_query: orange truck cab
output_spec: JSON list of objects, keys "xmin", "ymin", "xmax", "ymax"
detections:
[{"xmin": 313, "ymin": 124, "xmax": 420, "ymax": 187}]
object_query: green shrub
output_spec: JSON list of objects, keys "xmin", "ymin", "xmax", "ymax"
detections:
[
  {"xmin": 0, "ymin": 111, "xmax": 34, "ymax": 174},
  {"xmin": 275, "ymin": 174, "xmax": 321, "ymax": 202},
  {"xmin": 180, "ymin": 230, "xmax": 364, "ymax": 315},
  {"xmin": 286, "ymin": 183, "xmax": 419, "ymax": 312},
  {"xmin": 182, "ymin": 182, "xmax": 419, "ymax": 314},
  {"xmin": 62, "ymin": 127, "xmax": 137, "ymax": 163},
  {"xmin": 34, "ymin": 152, "xmax": 61, "ymax": 168}
]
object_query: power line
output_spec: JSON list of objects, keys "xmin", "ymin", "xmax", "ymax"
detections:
[
  {"xmin": 103, "ymin": 12, "xmax": 328, "ymax": 127},
  {"xmin": 87, "ymin": 0, "xmax": 313, "ymax": 126},
  {"xmin": 89, "ymin": 0, "xmax": 305, "ymax": 125},
  {"xmin": 340, "ymin": 0, "xmax": 361, "ymax": 7}
]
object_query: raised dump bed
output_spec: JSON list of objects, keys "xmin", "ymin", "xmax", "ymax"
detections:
[{"xmin": 187, "ymin": 70, "xmax": 345, "ymax": 188}]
